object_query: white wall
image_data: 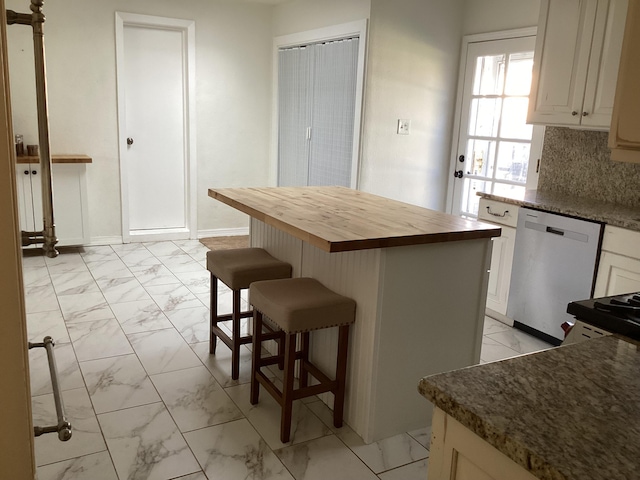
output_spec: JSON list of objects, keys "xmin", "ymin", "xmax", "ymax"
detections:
[
  {"xmin": 272, "ymin": 0, "xmax": 371, "ymax": 36},
  {"xmin": 462, "ymin": 0, "xmax": 540, "ymax": 35},
  {"xmin": 6, "ymin": 0, "xmax": 274, "ymax": 240},
  {"xmin": 359, "ymin": 0, "xmax": 465, "ymax": 211}
]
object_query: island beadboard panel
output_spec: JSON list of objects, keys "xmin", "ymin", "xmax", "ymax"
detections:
[{"xmin": 209, "ymin": 186, "xmax": 500, "ymax": 252}]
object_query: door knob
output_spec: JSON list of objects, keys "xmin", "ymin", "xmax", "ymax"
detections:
[
  {"xmin": 127, "ymin": 137, "xmax": 134, "ymax": 146},
  {"xmin": 454, "ymin": 170, "xmax": 464, "ymax": 178}
]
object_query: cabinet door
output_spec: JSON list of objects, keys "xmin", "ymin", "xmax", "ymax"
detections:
[
  {"xmin": 594, "ymin": 251, "xmax": 640, "ymax": 296},
  {"xmin": 528, "ymin": 0, "xmax": 598, "ymax": 125},
  {"xmin": 486, "ymin": 225, "xmax": 517, "ymax": 316},
  {"xmin": 14, "ymin": 164, "xmax": 35, "ymax": 232},
  {"xmin": 582, "ymin": 0, "xmax": 628, "ymax": 127},
  {"xmin": 51, "ymin": 164, "xmax": 90, "ymax": 246},
  {"xmin": 609, "ymin": 0, "xmax": 640, "ymax": 162}
]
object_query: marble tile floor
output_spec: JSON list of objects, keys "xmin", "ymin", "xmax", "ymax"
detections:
[{"xmin": 22, "ymin": 240, "xmax": 554, "ymax": 480}]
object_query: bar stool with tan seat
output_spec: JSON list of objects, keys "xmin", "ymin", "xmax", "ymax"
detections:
[
  {"xmin": 249, "ymin": 277, "xmax": 356, "ymax": 443},
  {"xmin": 207, "ymin": 248, "xmax": 292, "ymax": 380}
]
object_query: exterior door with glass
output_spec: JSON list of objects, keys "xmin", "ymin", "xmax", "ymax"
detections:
[{"xmin": 450, "ymin": 35, "xmax": 542, "ymax": 218}]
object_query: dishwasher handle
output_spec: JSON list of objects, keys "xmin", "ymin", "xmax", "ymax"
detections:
[{"xmin": 546, "ymin": 226, "xmax": 565, "ymax": 236}]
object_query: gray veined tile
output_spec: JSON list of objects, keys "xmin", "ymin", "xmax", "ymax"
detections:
[
  {"xmin": 479, "ymin": 336, "xmax": 521, "ymax": 363},
  {"xmin": 225, "ymin": 382, "xmax": 332, "ymax": 450},
  {"xmin": 22, "ymin": 265, "xmax": 52, "ymax": 287},
  {"xmin": 336, "ymin": 429, "xmax": 428, "ymax": 474},
  {"xmin": 173, "ymin": 239, "xmax": 210, "ymax": 257},
  {"xmin": 110, "ymin": 299, "xmax": 173, "ymax": 334},
  {"xmin": 377, "ymin": 459, "xmax": 429, "ymax": 480},
  {"xmin": 29, "ymin": 342, "xmax": 85, "ymax": 396},
  {"xmin": 110, "ymin": 242, "xmax": 149, "ymax": 257},
  {"xmin": 25, "ymin": 284, "xmax": 60, "ymax": 314},
  {"xmin": 157, "ymin": 254, "xmax": 205, "ymax": 274},
  {"xmin": 184, "ymin": 419, "xmax": 293, "ymax": 480},
  {"xmin": 146, "ymin": 284, "xmax": 203, "ymax": 312},
  {"xmin": 36, "ymin": 451, "xmax": 118, "ymax": 480},
  {"xmin": 79, "ymin": 245, "xmax": 120, "ymax": 264},
  {"xmin": 275, "ymin": 435, "xmax": 378, "ymax": 480},
  {"xmin": 119, "ymin": 248, "xmax": 163, "ymax": 269},
  {"xmin": 21, "ymin": 253, "xmax": 47, "ymax": 268},
  {"xmin": 167, "ymin": 307, "xmax": 210, "ymax": 344},
  {"xmin": 86, "ymin": 259, "xmax": 134, "ymax": 281},
  {"xmin": 191, "ymin": 341, "xmax": 254, "ymax": 388},
  {"xmin": 486, "ymin": 328, "xmax": 554, "ymax": 355},
  {"xmin": 58, "ymin": 292, "xmax": 114, "ymax": 323},
  {"xmin": 175, "ymin": 270, "xmax": 211, "ymax": 296},
  {"xmin": 80, "ymin": 354, "xmax": 161, "ymax": 414},
  {"xmin": 32, "ymin": 387, "xmax": 106, "ymax": 467},
  {"xmin": 482, "ymin": 316, "xmax": 513, "ymax": 336},
  {"xmin": 27, "ymin": 309, "xmax": 70, "ymax": 345},
  {"xmin": 97, "ymin": 276, "xmax": 151, "ymax": 304},
  {"xmin": 44, "ymin": 253, "xmax": 89, "ymax": 275},
  {"xmin": 150, "ymin": 365, "xmax": 243, "ymax": 432},
  {"xmin": 67, "ymin": 318, "xmax": 133, "ymax": 362},
  {"xmin": 98, "ymin": 402, "xmax": 200, "ymax": 480},
  {"xmin": 407, "ymin": 425, "xmax": 432, "ymax": 450},
  {"xmin": 144, "ymin": 241, "xmax": 185, "ymax": 257},
  {"xmin": 170, "ymin": 473, "xmax": 208, "ymax": 480},
  {"xmin": 51, "ymin": 271, "xmax": 101, "ymax": 296},
  {"xmin": 128, "ymin": 328, "xmax": 201, "ymax": 375},
  {"xmin": 130, "ymin": 263, "xmax": 180, "ymax": 287}
]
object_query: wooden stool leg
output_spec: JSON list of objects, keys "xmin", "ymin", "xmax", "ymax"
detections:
[
  {"xmin": 333, "ymin": 325, "xmax": 350, "ymax": 429},
  {"xmin": 250, "ymin": 311, "xmax": 263, "ymax": 405},
  {"xmin": 299, "ymin": 331, "xmax": 310, "ymax": 388},
  {"xmin": 277, "ymin": 331, "xmax": 285, "ymax": 370},
  {"xmin": 209, "ymin": 274, "xmax": 218, "ymax": 354},
  {"xmin": 281, "ymin": 332, "xmax": 297, "ymax": 443},
  {"xmin": 231, "ymin": 289, "xmax": 242, "ymax": 380}
]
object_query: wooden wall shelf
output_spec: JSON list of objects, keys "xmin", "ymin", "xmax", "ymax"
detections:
[{"xmin": 15, "ymin": 154, "xmax": 92, "ymax": 164}]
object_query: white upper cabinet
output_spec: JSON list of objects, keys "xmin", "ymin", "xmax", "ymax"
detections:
[{"xmin": 528, "ymin": 0, "xmax": 627, "ymax": 129}]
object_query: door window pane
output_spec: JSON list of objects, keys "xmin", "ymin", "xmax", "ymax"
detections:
[
  {"xmin": 493, "ymin": 182, "xmax": 526, "ymax": 199},
  {"xmin": 500, "ymin": 97, "xmax": 533, "ymax": 140},
  {"xmin": 504, "ymin": 53, "xmax": 534, "ymax": 95},
  {"xmin": 472, "ymin": 55, "xmax": 505, "ymax": 95},
  {"xmin": 466, "ymin": 139, "xmax": 496, "ymax": 177},
  {"xmin": 461, "ymin": 179, "xmax": 490, "ymax": 216},
  {"xmin": 469, "ymin": 98, "xmax": 502, "ymax": 137},
  {"xmin": 496, "ymin": 142, "xmax": 530, "ymax": 182}
]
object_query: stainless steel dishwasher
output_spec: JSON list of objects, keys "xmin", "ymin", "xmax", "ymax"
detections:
[{"xmin": 507, "ymin": 208, "xmax": 603, "ymax": 345}]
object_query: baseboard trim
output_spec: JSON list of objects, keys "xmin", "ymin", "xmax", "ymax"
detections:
[
  {"xmin": 88, "ymin": 236, "xmax": 124, "ymax": 246},
  {"xmin": 485, "ymin": 308, "xmax": 514, "ymax": 327},
  {"xmin": 197, "ymin": 227, "xmax": 249, "ymax": 239}
]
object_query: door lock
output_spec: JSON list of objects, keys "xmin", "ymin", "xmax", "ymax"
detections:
[
  {"xmin": 454, "ymin": 170, "xmax": 464, "ymax": 179},
  {"xmin": 458, "ymin": 155, "xmax": 465, "ymax": 163},
  {"xmin": 126, "ymin": 137, "xmax": 134, "ymax": 146}
]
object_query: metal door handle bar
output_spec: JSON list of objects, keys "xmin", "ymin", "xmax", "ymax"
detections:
[{"xmin": 28, "ymin": 337, "xmax": 72, "ymax": 441}]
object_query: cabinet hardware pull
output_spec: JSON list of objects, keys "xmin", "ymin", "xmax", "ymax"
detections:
[
  {"xmin": 571, "ymin": 111, "xmax": 579, "ymax": 116},
  {"xmin": 29, "ymin": 337, "xmax": 72, "ymax": 441},
  {"xmin": 24, "ymin": 170, "xmax": 29, "ymax": 175},
  {"xmin": 486, "ymin": 206, "xmax": 509, "ymax": 218}
]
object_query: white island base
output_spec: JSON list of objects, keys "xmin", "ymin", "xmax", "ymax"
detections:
[{"xmin": 250, "ymin": 219, "xmax": 492, "ymax": 443}]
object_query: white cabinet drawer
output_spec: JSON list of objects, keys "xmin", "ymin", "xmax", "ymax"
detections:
[
  {"xmin": 600, "ymin": 225, "xmax": 640, "ymax": 258},
  {"xmin": 478, "ymin": 198, "xmax": 519, "ymax": 228}
]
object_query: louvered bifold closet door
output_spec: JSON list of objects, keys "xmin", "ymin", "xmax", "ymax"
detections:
[
  {"xmin": 308, "ymin": 38, "xmax": 359, "ymax": 187},
  {"xmin": 278, "ymin": 46, "xmax": 313, "ymax": 187}
]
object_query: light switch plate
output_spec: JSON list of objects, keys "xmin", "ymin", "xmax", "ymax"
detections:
[{"xmin": 397, "ymin": 119, "xmax": 410, "ymax": 135}]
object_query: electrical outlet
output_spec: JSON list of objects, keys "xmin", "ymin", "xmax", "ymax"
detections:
[{"xmin": 397, "ymin": 119, "xmax": 410, "ymax": 135}]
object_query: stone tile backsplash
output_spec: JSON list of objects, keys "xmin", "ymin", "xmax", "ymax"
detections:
[{"xmin": 538, "ymin": 127, "xmax": 640, "ymax": 207}]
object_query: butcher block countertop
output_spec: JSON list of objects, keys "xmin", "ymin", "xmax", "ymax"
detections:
[
  {"xmin": 15, "ymin": 154, "xmax": 92, "ymax": 164},
  {"xmin": 209, "ymin": 186, "xmax": 500, "ymax": 252}
]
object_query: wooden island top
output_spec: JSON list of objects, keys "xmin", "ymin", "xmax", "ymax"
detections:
[{"xmin": 208, "ymin": 186, "xmax": 500, "ymax": 253}]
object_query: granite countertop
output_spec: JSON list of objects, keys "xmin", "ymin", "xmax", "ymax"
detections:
[
  {"xmin": 419, "ymin": 336, "xmax": 640, "ymax": 480},
  {"xmin": 479, "ymin": 190, "xmax": 640, "ymax": 232}
]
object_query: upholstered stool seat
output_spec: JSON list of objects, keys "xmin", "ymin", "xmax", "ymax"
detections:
[
  {"xmin": 249, "ymin": 277, "xmax": 356, "ymax": 443},
  {"xmin": 207, "ymin": 248, "xmax": 292, "ymax": 379}
]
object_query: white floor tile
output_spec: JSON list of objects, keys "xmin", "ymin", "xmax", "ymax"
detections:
[
  {"xmin": 150, "ymin": 365, "xmax": 243, "ymax": 432},
  {"xmin": 22, "ymin": 265, "xmax": 52, "ymax": 288},
  {"xmin": 97, "ymin": 276, "xmax": 150, "ymax": 304},
  {"xmin": 130, "ymin": 263, "xmax": 180, "ymax": 286},
  {"xmin": 36, "ymin": 451, "xmax": 118, "ymax": 480},
  {"xmin": 167, "ymin": 307, "xmax": 210, "ymax": 344},
  {"xmin": 67, "ymin": 318, "xmax": 133, "ymax": 362},
  {"xmin": 184, "ymin": 419, "xmax": 293, "ymax": 480},
  {"xmin": 486, "ymin": 328, "xmax": 553, "ymax": 354},
  {"xmin": 407, "ymin": 426, "xmax": 431, "ymax": 450},
  {"xmin": 378, "ymin": 458, "xmax": 429, "ymax": 480},
  {"xmin": 175, "ymin": 270, "xmax": 211, "ymax": 296},
  {"xmin": 144, "ymin": 241, "xmax": 185, "ymax": 257},
  {"xmin": 146, "ymin": 284, "xmax": 203, "ymax": 312},
  {"xmin": 119, "ymin": 248, "xmax": 163, "ymax": 269},
  {"xmin": 27, "ymin": 309, "xmax": 70, "ymax": 345},
  {"xmin": 29, "ymin": 343, "xmax": 84, "ymax": 396},
  {"xmin": 275, "ymin": 435, "xmax": 378, "ymax": 480},
  {"xmin": 98, "ymin": 402, "xmax": 200, "ymax": 480},
  {"xmin": 158, "ymin": 254, "xmax": 205, "ymax": 274},
  {"xmin": 191, "ymin": 341, "xmax": 254, "ymax": 388},
  {"xmin": 32, "ymin": 388, "xmax": 106, "ymax": 467},
  {"xmin": 58, "ymin": 292, "xmax": 114, "ymax": 323},
  {"xmin": 80, "ymin": 245, "xmax": 120, "ymax": 264},
  {"xmin": 51, "ymin": 271, "xmax": 101, "ymax": 296},
  {"xmin": 80, "ymin": 354, "xmax": 161, "ymax": 414},
  {"xmin": 128, "ymin": 328, "xmax": 202, "ymax": 375},
  {"xmin": 225, "ymin": 382, "xmax": 332, "ymax": 450},
  {"xmin": 482, "ymin": 316, "xmax": 513, "ymax": 335},
  {"xmin": 86, "ymin": 259, "xmax": 134, "ymax": 281},
  {"xmin": 45, "ymin": 253, "xmax": 89, "ymax": 275},
  {"xmin": 480, "ymin": 336, "xmax": 521, "ymax": 363},
  {"xmin": 25, "ymin": 284, "xmax": 60, "ymax": 314},
  {"xmin": 110, "ymin": 299, "xmax": 173, "ymax": 334}
]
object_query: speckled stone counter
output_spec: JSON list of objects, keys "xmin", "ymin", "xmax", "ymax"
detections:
[
  {"xmin": 419, "ymin": 336, "xmax": 640, "ymax": 480},
  {"xmin": 479, "ymin": 190, "xmax": 640, "ymax": 232}
]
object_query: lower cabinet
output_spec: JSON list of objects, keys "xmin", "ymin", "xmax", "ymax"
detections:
[
  {"xmin": 16, "ymin": 163, "xmax": 90, "ymax": 246},
  {"xmin": 478, "ymin": 199, "xmax": 519, "ymax": 320},
  {"xmin": 594, "ymin": 225, "xmax": 640, "ymax": 296},
  {"xmin": 429, "ymin": 408, "xmax": 538, "ymax": 480}
]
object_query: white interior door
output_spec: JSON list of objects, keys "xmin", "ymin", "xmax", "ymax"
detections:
[
  {"xmin": 449, "ymin": 33, "xmax": 544, "ymax": 218},
  {"xmin": 116, "ymin": 13, "xmax": 196, "ymax": 242}
]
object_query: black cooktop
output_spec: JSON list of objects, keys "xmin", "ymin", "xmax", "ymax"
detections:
[{"xmin": 567, "ymin": 292, "xmax": 640, "ymax": 342}]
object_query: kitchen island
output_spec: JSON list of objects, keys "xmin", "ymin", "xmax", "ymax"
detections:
[
  {"xmin": 419, "ymin": 335, "xmax": 640, "ymax": 480},
  {"xmin": 209, "ymin": 186, "xmax": 500, "ymax": 443}
]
